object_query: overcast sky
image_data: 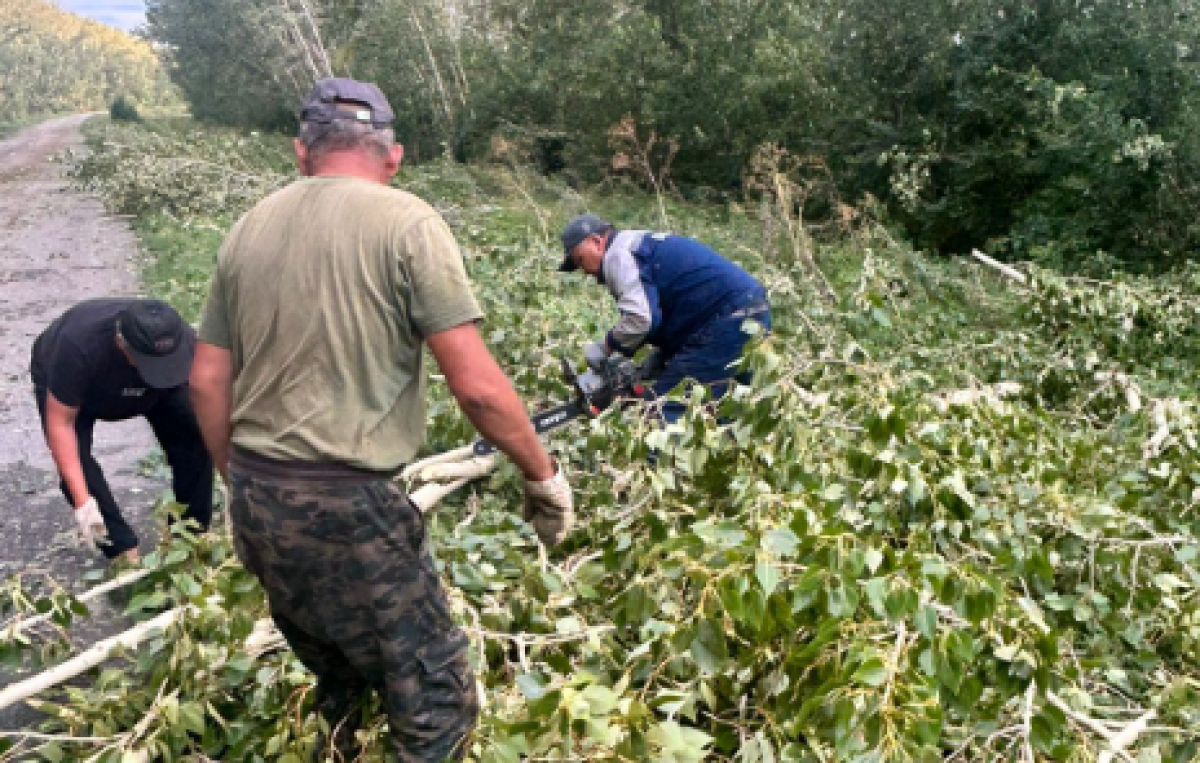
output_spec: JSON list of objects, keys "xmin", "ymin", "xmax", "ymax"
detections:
[{"xmin": 54, "ymin": 0, "xmax": 146, "ymax": 33}]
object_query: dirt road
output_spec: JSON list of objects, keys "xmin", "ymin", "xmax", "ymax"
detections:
[{"xmin": 0, "ymin": 115, "xmax": 164, "ymax": 728}]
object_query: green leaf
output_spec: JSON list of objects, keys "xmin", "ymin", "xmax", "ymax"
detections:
[
  {"xmin": 690, "ymin": 620, "xmax": 728, "ymax": 675},
  {"xmin": 1016, "ymin": 597, "xmax": 1051, "ymax": 633},
  {"xmin": 763, "ymin": 527, "xmax": 800, "ymax": 558},
  {"xmin": 742, "ymin": 588, "xmax": 768, "ymax": 632},
  {"xmin": 864, "ymin": 578, "xmax": 888, "ymax": 617},
  {"xmin": 819, "ymin": 484, "xmax": 846, "ymax": 502},
  {"xmin": 915, "ymin": 606, "xmax": 938, "ymax": 639},
  {"xmin": 885, "ymin": 586, "xmax": 918, "ymax": 620},
  {"xmin": 851, "ymin": 655, "xmax": 888, "ymax": 687},
  {"xmin": 1153, "ymin": 573, "xmax": 1188, "ymax": 591},
  {"xmin": 964, "ymin": 589, "xmax": 996, "ymax": 624},
  {"xmin": 755, "ymin": 561, "xmax": 780, "ymax": 597},
  {"xmin": 648, "ymin": 720, "xmax": 713, "ymax": 763},
  {"xmin": 178, "ymin": 701, "xmax": 205, "ymax": 733},
  {"xmin": 581, "ymin": 684, "xmax": 619, "ymax": 716},
  {"xmin": 994, "ymin": 643, "xmax": 1023, "ymax": 663},
  {"xmin": 516, "ymin": 672, "xmax": 547, "ymax": 700},
  {"xmin": 1031, "ymin": 707, "xmax": 1064, "ymax": 753},
  {"xmin": 692, "ymin": 520, "xmax": 747, "ymax": 549},
  {"xmin": 920, "ymin": 558, "xmax": 949, "ymax": 581},
  {"xmin": 863, "ymin": 547, "xmax": 884, "ymax": 574},
  {"xmin": 718, "ymin": 577, "xmax": 747, "ymax": 623},
  {"xmin": 827, "ymin": 575, "xmax": 860, "ymax": 618}
]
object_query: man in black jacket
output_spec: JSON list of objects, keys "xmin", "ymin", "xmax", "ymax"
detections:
[{"xmin": 30, "ymin": 298, "xmax": 213, "ymax": 563}]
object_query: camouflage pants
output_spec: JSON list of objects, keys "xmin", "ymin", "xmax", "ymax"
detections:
[{"xmin": 228, "ymin": 448, "xmax": 478, "ymax": 763}]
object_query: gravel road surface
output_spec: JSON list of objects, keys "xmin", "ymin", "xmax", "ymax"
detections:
[{"xmin": 0, "ymin": 115, "xmax": 166, "ymax": 732}]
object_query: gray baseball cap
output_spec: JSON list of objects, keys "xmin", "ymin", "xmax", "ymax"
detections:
[
  {"xmin": 559, "ymin": 214, "xmax": 611, "ymax": 271},
  {"xmin": 300, "ymin": 78, "xmax": 394, "ymax": 128}
]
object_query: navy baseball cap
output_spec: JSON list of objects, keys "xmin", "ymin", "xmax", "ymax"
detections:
[
  {"xmin": 559, "ymin": 214, "xmax": 610, "ymax": 271},
  {"xmin": 300, "ymin": 78, "xmax": 395, "ymax": 128},
  {"xmin": 116, "ymin": 300, "xmax": 196, "ymax": 389}
]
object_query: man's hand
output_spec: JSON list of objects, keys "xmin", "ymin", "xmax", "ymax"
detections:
[
  {"xmin": 523, "ymin": 465, "xmax": 574, "ymax": 546},
  {"xmin": 584, "ymin": 340, "xmax": 609, "ymax": 372},
  {"xmin": 74, "ymin": 498, "xmax": 110, "ymax": 547}
]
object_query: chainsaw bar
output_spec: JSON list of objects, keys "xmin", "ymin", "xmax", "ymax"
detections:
[
  {"xmin": 472, "ymin": 398, "xmax": 590, "ymax": 456},
  {"xmin": 470, "ymin": 355, "xmax": 647, "ymax": 457}
]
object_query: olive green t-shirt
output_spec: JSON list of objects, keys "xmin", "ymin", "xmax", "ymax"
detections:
[{"xmin": 199, "ymin": 176, "xmax": 482, "ymax": 471}]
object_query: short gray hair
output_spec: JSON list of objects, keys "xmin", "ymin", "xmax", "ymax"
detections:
[{"xmin": 298, "ymin": 119, "xmax": 395, "ymax": 163}]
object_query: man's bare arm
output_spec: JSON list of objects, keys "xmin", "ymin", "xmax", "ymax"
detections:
[
  {"xmin": 43, "ymin": 392, "xmax": 88, "ymax": 507},
  {"xmin": 189, "ymin": 342, "xmax": 234, "ymax": 480},
  {"xmin": 426, "ymin": 323, "xmax": 554, "ymax": 482}
]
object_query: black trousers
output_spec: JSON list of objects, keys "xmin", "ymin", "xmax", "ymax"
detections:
[{"xmin": 34, "ymin": 386, "xmax": 214, "ymax": 558}]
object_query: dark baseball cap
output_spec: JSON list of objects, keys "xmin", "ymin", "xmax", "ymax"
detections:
[
  {"xmin": 300, "ymin": 77, "xmax": 395, "ymax": 128},
  {"xmin": 559, "ymin": 214, "xmax": 611, "ymax": 271},
  {"xmin": 116, "ymin": 300, "xmax": 196, "ymax": 389}
]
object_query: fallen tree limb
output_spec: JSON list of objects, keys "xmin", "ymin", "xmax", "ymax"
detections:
[
  {"xmin": 1045, "ymin": 691, "xmax": 1150, "ymax": 763},
  {"xmin": 0, "ymin": 730, "xmax": 112, "ymax": 743},
  {"xmin": 401, "ymin": 446, "xmax": 500, "ymax": 512},
  {"xmin": 0, "ymin": 605, "xmax": 194, "ymax": 712},
  {"xmin": 2, "ymin": 567, "xmax": 152, "ymax": 638},
  {"xmin": 401, "ymin": 445, "xmax": 475, "ymax": 481},
  {"xmin": 0, "ymin": 443, "xmax": 502, "ymax": 707},
  {"xmin": 929, "ymin": 382, "xmax": 1023, "ymax": 414},
  {"xmin": 970, "ymin": 249, "xmax": 1027, "ymax": 284},
  {"xmin": 410, "ymin": 478, "xmax": 471, "ymax": 513},
  {"xmin": 1100, "ymin": 709, "xmax": 1156, "ymax": 763},
  {"xmin": 412, "ymin": 454, "xmax": 498, "ymax": 483}
]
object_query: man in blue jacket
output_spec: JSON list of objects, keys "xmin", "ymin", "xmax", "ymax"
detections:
[{"xmin": 559, "ymin": 214, "xmax": 771, "ymax": 421}]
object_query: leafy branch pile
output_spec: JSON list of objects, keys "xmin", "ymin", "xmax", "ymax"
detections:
[
  {"xmin": 2, "ymin": 119, "xmax": 1198, "ymax": 762},
  {"xmin": 69, "ymin": 121, "xmax": 294, "ymax": 221}
]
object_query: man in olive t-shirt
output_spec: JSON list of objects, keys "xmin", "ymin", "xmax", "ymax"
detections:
[
  {"xmin": 188, "ymin": 78, "xmax": 573, "ymax": 762},
  {"xmin": 197, "ymin": 162, "xmax": 479, "ymax": 469}
]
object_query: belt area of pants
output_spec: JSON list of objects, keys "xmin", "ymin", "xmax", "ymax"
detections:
[{"xmin": 229, "ymin": 446, "xmax": 401, "ymax": 484}]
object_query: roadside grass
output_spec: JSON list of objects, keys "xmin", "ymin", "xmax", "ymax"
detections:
[{"xmin": 132, "ymin": 214, "xmax": 231, "ymax": 322}]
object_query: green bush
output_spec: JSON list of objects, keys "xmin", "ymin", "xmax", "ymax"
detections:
[{"xmin": 109, "ymin": 95, "xmax": 141, "ymax": 122}]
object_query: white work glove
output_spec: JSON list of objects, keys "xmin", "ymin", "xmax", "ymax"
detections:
[
  {"xmin": 74, "ymin": 497, "xmax": 110, "ymax": 548},
  {"xmin": 584, "ymin": 340, "xmax": 609, "ymax": 372},
  {"xmin": 522, "ymin": 465, "xmax": 574, "ymax": 547}
]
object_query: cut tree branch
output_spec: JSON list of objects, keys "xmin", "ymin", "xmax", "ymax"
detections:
[
  {"xmin": 970, "ymin": 249, "xmax": 1027, "ymax": 284},
  {"xmin": 2, "ymin": 567, "xmax": 152, "ymax": 638},
  {"xmin": 0, "ymin": 606, "xmax": 194, "ymax": 712}
]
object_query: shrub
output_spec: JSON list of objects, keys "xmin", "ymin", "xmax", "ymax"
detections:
[{"xmin": 110, "ymin": 95, "xmax": 141, "ymax": 122}]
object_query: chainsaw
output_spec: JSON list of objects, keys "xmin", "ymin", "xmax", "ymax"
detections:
[{"xmin": 471, "ymin": 354, "xmax": 650, "ymax": 456}]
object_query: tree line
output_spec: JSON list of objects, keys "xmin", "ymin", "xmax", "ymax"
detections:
[
  {"xmin": 0, "ymin": 0, "xmax": 176, "ymax": 122},
  {"xmin": 144, "ymin": 0, "xmax": 1200, "ymax": 271}
]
